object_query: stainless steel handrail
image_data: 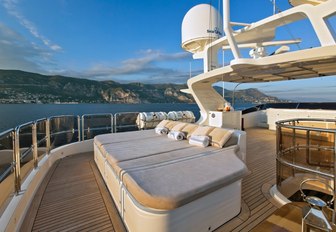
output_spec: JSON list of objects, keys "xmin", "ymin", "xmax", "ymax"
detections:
[
  {"xmin": 0, "ymin": 111, "xmax": 176, "ymax": 207},
  {"xmin": 277, "ymin": 157, "xmax": 334, "ymax": 179},
  {"xmin": 276, "ymin": 118, "xmax": 336, "ymax": 215},
  {"xmin": 48, "ymin": 115, "xmax": 77, "ymax": 120},
  {"xmin": 14, "ymin": 121, "xmax": 38, "ymax": 193},
  {"xmin": 0, "ymin": 128, "xmax": 15, "ymax": 138},
  {"xmin": 0, "ymin": 112, "xmax": 130, "ymax": 209},
  {"xmin": 277, "ymin": 118, "xmax": 336, "ymax": 123}
]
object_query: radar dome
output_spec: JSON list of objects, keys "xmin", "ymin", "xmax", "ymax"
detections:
[{"xmin": 182, "ymin": 4, "xmax": 223, "ymax": 53}]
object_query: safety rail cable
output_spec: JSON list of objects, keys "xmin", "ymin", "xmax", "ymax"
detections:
[{"xmin": 276, "ymin": 118, "xmax": 336, "ymax": 213}]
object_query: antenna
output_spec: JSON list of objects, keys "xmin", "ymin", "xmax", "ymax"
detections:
[
  {"xmin": 221, "ymin": 75, "xmax": 225, "ymax": 99},
  {"xmin": 189, "ymin": 62, "xmax": 191, "ymax": 78},
  {"xmin": 273, "ymin": 0, "xmax": 276, "ymax": 15}
]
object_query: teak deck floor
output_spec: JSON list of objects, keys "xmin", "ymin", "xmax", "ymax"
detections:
[{"xmin": 21, "ymin": 128, "xmax": 279, "ymax": 232}]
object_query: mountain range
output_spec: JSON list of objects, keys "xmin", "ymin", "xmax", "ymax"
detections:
[{"xmin": 0, "ymin": 70, "xmax": 282, "ymax": 104}]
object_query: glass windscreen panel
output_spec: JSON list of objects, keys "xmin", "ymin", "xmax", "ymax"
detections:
[
  {"xmin": 114, "ymin": 112, "xmax": 139, "ymax": 133},
  {"xmin": 82, "ymin": 114, "xmax": 112, "ymax": 140},
  {"xmin": 0, "ymin": 130, "xmax": 14, "ymax": 211},
  {"xmin": 49, "ymin": 116, "xmax": 79, "ymax": 149},
  {"xmin": 36, "ymin": 119, "xmax": 47, "ymax": 161},
  {"xmin": 18, "ymin": 123, "xmax": 34, "ymax": 181}
]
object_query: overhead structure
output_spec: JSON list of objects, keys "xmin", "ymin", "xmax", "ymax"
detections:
[
  {"xmin": 289, "ymin": 0, "xmax": 328, "ymax": 6},
  {"xmin": 181, "ymin": 0, "xmax": 336, "ymax": 125}
]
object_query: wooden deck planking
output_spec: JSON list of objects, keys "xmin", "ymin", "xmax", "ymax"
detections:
[
  {"xmin": 22, "ymin": 128, "xmax": 278, "ymax": 232},
  {"xmin": 20, "ymin": 152, "xmax": 123, "ymax": 232},
  {"xmin": 216, "ymin": 128, "xmax": 278, "ymax": 231}
]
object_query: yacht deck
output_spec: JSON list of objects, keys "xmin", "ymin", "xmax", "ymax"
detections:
[{"xmin": 21, "ymin": 128, "xmax": 279, "ymax": 232}]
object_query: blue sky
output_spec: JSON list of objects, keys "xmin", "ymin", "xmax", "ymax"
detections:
[{"xmin": 0, "ymin": 0, "xmax": 335, "ymax": 101}]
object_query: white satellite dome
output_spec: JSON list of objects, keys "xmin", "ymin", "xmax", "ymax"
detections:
[{"xmin": 182, "ymin": 4, "xmax": 223, "ymax": 53}]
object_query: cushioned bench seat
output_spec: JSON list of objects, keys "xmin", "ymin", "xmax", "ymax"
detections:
[
  {"xmin": 94, "ymin": 128, "xmax": 248, "ymax": 232},
  {"xmin": 123, "ymin": 150, "xmax": 248, "ymax": 210},
  {"xmin": 103, "ymin": 135, "xmax": 193, "ymax": 163},
  {"xmin": 94, "ymin": 129, "xmax": 157, "ymax": 149},
  {"xmin": 114, "ymin": 146, "xmax": 229, "ymax": 178}
]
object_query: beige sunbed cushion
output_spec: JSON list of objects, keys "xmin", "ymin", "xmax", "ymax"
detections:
[
  {"xmin": 165, "ymin": 121, "xmax": 180, "ymax": 130},
  {"xmin": 170, "ymin": 122, "xmax": 188, "ymax": 131},
  {"xmin": 181, "ymin": 123, "xmax": 199, "ymax": 138},
  {"xmin": 209, "ymin": 127, "xmax": 234, "ymax": 148},
  {"xmin": 188, "ymin": 126, "xmax": 214, "ymax": 138},
  {"xmin": 123, "ymin": 151, "xmax": 248, "ymax": 210},
  {"xmin": 94, "ymin": 129, "xmax": 156, "ymax": 148},
  {"xmin": 156, "ymin": 119, "xmax": 170, "ymax": 128}
]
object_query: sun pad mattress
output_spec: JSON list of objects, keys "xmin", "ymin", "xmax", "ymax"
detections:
[
  {"xmin": 123, "ymin": 150, "xmax": 248, "ymax": 210},
  {"xmin": 94, "ymin": 130, "xmax": 248, "ymax": 210}
]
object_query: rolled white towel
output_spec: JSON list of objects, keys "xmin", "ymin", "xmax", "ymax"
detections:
[
  {"xmin": 167, "ymin": 131, "xmax": 185, "ymax": 141},
  {"xmin": 189, "ymin": 135, "xmax": 210, "ymax": 147},
  {"xmin": 155, "ymin": 127, "xmax": 169, "ymax": 135}
]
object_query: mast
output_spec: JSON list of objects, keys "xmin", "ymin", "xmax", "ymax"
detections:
[
  {"xmin": 273, "ymin": 0, "xmax": 276, "ymax": 15},
  {"xmin": 223, "ymin": 0, "xmax": 241, "ymax": 59}
]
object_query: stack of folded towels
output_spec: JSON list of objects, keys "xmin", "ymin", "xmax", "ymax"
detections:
[
  {"xmin": 188, "ymin": 135, "xmax": 210, "ymax": 147},
  {"xmin": 167, "ymin": 131, "xmax": 186, "ymax": 141},
  {"xmin": 155, "ymin": 127, "xmax": 168, "ymax": 135},
  {"xmin": 154, "ymin": 119, "xmax": 234, "ymax": 148}
]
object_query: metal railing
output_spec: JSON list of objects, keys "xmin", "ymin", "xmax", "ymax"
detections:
[
  {"xmin": 0, "ymin": 114, "xmax": 87, "ymax": 211},
  {"xmin": 276, "ymin": 118, "xmax": 336, "ymax": 212},
  {"xmin": 0, "ymin": 110, "xmax": 196, "ymax": 212},
  {"xmin": 0, "ymin": 111, "xmax": 148, "ymax": 211}
]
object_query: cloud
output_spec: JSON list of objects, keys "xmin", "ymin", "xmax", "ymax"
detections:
[
  {"xmin": 0, "ymin": 22, "xmax": 55, "ymax": 72},
  {"xmin": 64, "ymin": 49, "xmax": 193, "ymax": 84},
  {"xmin": 1, "ymin": 0, "xmax": 62, "ymax": 51},
  {"xmin": 90, "ymin": 49, "xmax": 189, "ymax": 75}
]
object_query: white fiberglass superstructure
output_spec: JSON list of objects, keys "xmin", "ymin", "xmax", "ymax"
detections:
[{"xmin": 182, "ymin": 0, "xmax": 336, "ymax": 126}]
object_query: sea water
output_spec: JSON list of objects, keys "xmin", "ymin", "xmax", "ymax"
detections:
[{"xmin": 0, "ymin": 103, "xmax": 254, "ymax": 132}]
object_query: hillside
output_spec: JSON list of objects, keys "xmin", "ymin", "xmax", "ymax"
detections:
[
  {"xmin": 213, "ymin": 86, "xmax": 282, "ymax": 104},
  {"xmin": 0, "ymin": 70, "xmax": 193, "ymax": 103},
  {"xmin": 0, "ymin": 70, "xmax": 283, "ymax": 104}
]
